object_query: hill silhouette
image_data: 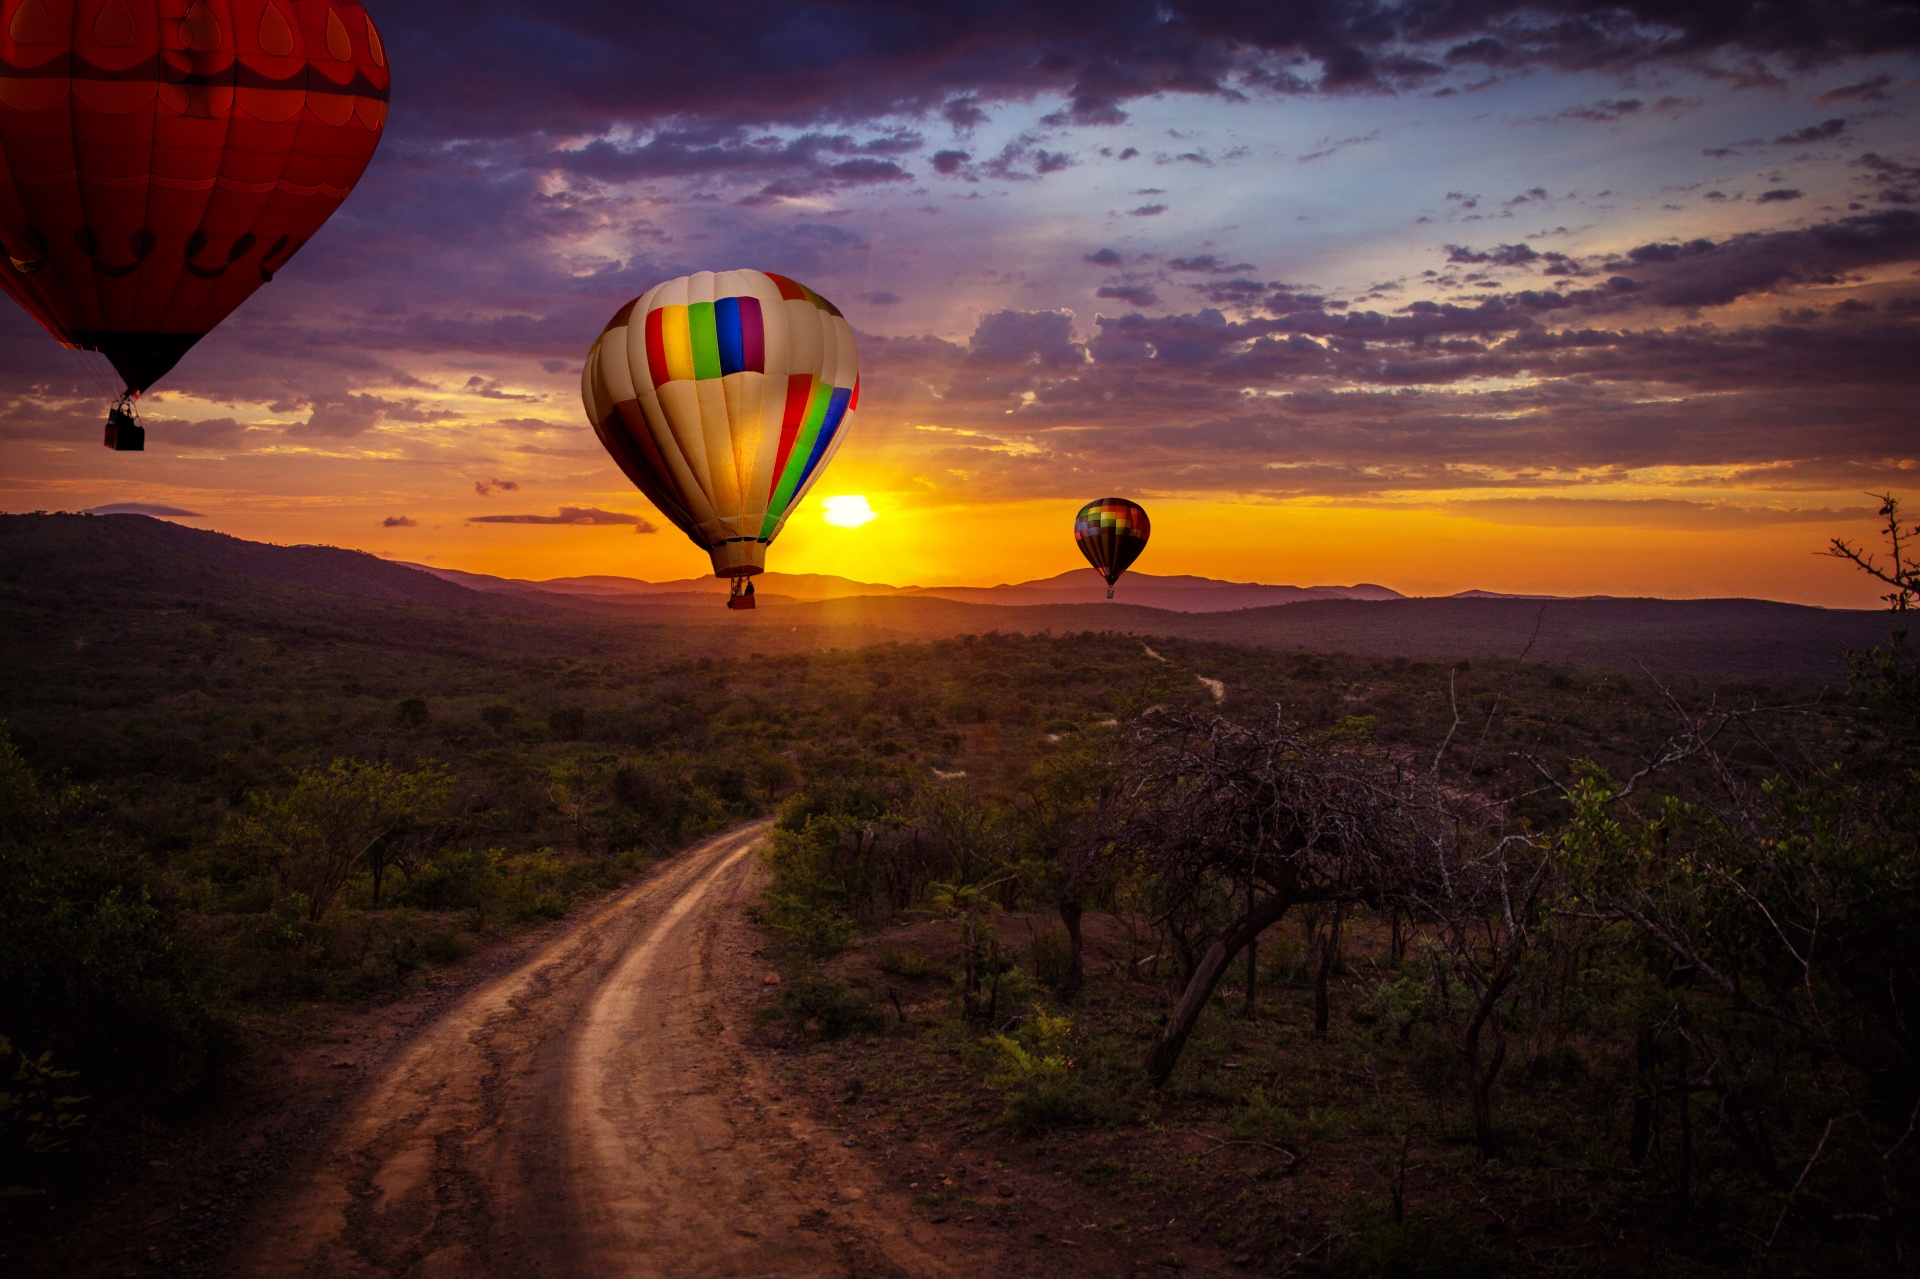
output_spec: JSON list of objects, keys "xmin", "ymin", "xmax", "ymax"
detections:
[
  {"xmin": 0, "ymin": 514, "xmax": 1893, "ymax": 680},
  {"xmin": 414, "ymin": 564, "xmax": 1402, "ymax": 612},
  {"xmin": 1, "ymin": 513, "xmax": 494, "ymax": 612}
]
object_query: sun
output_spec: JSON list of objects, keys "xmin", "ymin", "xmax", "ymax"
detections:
[{"xmin": 820, "ymin": 495, "xmax": 877, "ymax": 528}]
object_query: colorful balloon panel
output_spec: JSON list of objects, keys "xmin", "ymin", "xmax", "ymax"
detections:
[
  {"xmin": 0, "ymin": 0, "xmax": 390, "ymax": 396},
  {"xmin": 581, "ymin": 269, "xmax": 859, "ymax": 578},
  {"xmin": 1075, "ymin": 496, "xmax": 1150, "ymax": 593}
]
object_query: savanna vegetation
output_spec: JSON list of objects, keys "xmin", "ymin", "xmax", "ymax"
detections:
[
  {"xmin": 0, "ymin": 514, "xmax": 1223, "ymax": 1210},
  {"xmin": 0, "ymin": 504, "xmax": 1912, "ymax": 1277},
  {"xmin": 748, "ymin": 500, "xmax": 1920, "ymax": 1276}
]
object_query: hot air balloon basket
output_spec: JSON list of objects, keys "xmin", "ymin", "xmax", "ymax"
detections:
[
  {"xmin": 104, "ymin": 403, "xmax": 144, "ymax": 452},
  {"xmin": 727, "ymin": 577, "xmax": 757, "ymax": 610}
]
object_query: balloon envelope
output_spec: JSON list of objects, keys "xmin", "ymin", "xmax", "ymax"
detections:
[
  {"xmin": 1075, "ymin": 497, "xmax": 1150, "ymax": 596},
  {"xmin": 0, "ymin": 0, "xmax": 391, "ymax": 396},
  {"xmin": 581, "ymin": 269, "xmax": 859, "ymax": 578}
]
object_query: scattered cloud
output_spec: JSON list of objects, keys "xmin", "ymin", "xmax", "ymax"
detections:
[
  {"xmin": 84, "ymin": 503, "xmax": 204, "ymax": 518},
  {"xmin": 1168, "ymin": 255, "xmax": 1257, "ymax": 273},
  {"xmin": 1773, "ymin": 118, "xmax": 1847, "ymax": 145},
  {"xmin": 474, "ymin": 478, "xmax": 521, "ymax": 496},
  {"xmin": 381, "ymin": 516, "xmax": 419, "ymax": 528},
  {"xmin": 1555, "ymin": 98, "xmax": 1642, "ymax": 122},
  {"xmin": 467, "ymin": 507, "xmax": 657, "ymax": 529},
  {"xmin": 1816, "ymin": 74, "xmax": 1894, "ymax": 106}
]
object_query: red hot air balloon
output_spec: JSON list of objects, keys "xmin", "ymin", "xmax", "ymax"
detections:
[
  {"xmin": 0, "ymin": 0, "xmax": 390, "ymax": 450},
  {"xmin": 1074, "ymin": 497, "xmax": 1150, "ymax": 599}
]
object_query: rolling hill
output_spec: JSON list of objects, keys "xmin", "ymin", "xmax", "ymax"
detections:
[
  {"xmin": 411, "ymin": 564, "xmax": 1402, "ymax": 611},
  {"xmin": 0, "ymin": 514, "xmax": 1894, "ymax": 681}
]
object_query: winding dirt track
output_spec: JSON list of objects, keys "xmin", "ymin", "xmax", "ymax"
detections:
[{"xmin": 227, "ymin": 825, "xmax": 957, "ymax": 1279}]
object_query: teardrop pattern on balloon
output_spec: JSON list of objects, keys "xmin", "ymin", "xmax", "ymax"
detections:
[
  {"xmin": 8, "ymin": 0, "xmax": 49, "ymax": 44},
  {"xmin": 94, "ymin": 0, "xmax": 138, "ymax": 47},
  {"xmin": 257, "ymin": 3, "xmax": 296, "ymax": 56},
  {"xmin": 324, "ymin": 7, "xmax": 350, "ymax": 60},
  {"xmin": 0, "ymin": 1, "xmax": 391, "ymax": 396}
]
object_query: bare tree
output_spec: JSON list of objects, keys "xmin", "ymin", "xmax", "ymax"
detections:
[{"xmin": 1122, "ymin": 710, "xmax": 1453, "ymax": 1086}]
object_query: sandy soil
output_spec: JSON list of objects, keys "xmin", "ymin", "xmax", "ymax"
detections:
[{"xmin": 213, "ymin": 823, "xmax": 966, "ymax": 1279}]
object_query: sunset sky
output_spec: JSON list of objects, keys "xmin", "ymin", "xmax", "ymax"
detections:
[{"xmin": 3, "ymin": 2, "xmax": 1917, "ymax": 605}]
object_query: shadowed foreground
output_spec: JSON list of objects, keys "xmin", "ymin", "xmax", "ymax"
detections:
[{"xmin": 227, "ymin": 825, "xmax": 955, "ymax": 1279}]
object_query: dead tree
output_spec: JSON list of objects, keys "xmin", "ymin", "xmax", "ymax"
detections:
[
  {"xmin": 1123, "ymin": 710, "xmax": 1451, "ymax": 1086},
  {"xmin": 1407, "ymin": 831, "xmax": 1548, "ymax": 1158}
]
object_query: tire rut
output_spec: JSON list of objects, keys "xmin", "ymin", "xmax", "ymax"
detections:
[{"xmin": 224, "ymin": 825, "xmax": 957, "ymax": 1279}]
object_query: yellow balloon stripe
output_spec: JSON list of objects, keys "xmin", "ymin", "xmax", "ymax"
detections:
[{"xmin": 657, "ymin": 305, "xmax": 695, "ymax": 383}]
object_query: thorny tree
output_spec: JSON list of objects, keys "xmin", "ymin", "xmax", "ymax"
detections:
[{"xmin": 1122, "ymin": 709, "xmax": 1462, "ymax": 1086}]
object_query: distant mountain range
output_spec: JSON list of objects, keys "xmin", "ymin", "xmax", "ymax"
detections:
[
  {"xmin": 414, "ymin": 565, "xmax": 1407, "ymax": 613},
  {"xmin": 0, "ymin": 514, "xmax": 1893, "ymax": 681}
]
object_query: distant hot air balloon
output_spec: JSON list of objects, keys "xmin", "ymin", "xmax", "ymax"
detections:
[
  {"xmin": 1075, "ymin": 497, "xmax": 1150, "ymax": 599},
  {"xmin": 0, "ymin": 0, "xmax": 391, "ymax": 450},
  {"xmin": 581, "ymin": 269, "xmax": 859, "ymax": 611}
]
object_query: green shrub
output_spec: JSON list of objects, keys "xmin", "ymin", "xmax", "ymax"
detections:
[
  {"xmin": 420, "ymin": 929, "xmax": 474, "ymax": 965},
  {"xmin": 0, "ymin": 735, "xmax": 225, "ymax": 1113},
  {"xmin": 505, "ymin": 850, "xmax": 569, "ymax": 922},
  {"xmin": 751, "ymin": 891, "xmax": 857, "ymax": 963},
  {"xmin": 775, "ymin": 974, "xmax": 880, "ymax": 1039},
  {"xmin": 392, "ymin": 848, "xmax": 504, "ymax": 913},
  {"xmin": 0, "ymin": 1036, "xmax": 85, "ymax": 1200},
  {"xmin": 987, "ymin": 1006, "xmax": 1098, "ymax": 1135},
  {"xmin": 1026, "ymin": 928, "xmax": 1071, "ymax": 989}
]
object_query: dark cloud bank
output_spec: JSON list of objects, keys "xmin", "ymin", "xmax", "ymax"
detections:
[
  {"xmin": 3, "ymin": 0, "xmax": 1917, "ymax": 502},
  {"xmin": 377, "ymin": 0, "xmax": 1920, "ymax": 140},
  {"xmin": 860, "ymin": 208, "xmax": 1920, "ymax": 496}
]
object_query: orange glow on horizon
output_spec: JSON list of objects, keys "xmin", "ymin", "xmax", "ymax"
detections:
[{"xmin": 73, "ymin": 492, "xmax": 1890, "ymax": 610}]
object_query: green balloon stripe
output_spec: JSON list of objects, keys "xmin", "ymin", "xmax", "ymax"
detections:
[{"xmin": 759, "ymin": 378, "xmax": 835, "ymax": 536}]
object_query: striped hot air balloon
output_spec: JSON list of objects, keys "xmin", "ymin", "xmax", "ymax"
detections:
[
  {"xmin": 0, "ymin": 0, "xmax": 391, "ymax": 450},
  {"xmin": 581, "ymin": 269, "xmax": 858, "ymax": 610},
  {"xmin": 1075, "ymin": 497, "xmax": 1150, "ymax": 599}
]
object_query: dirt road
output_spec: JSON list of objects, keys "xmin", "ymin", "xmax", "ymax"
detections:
[{"xmin": 226, "ymin": 825, "xmax": 958, "ymax": 1279}]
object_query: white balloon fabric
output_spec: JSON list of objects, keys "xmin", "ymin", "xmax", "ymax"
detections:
[{"xmin": 581, "ymin": 269, "xmax": 859, "ymax": 578}]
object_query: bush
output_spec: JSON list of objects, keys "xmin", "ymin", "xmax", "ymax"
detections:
[
  {"xmin": 1027, "ymin": 928, "xmax": 1072, "ymax": 989},
  {"xmin": 774, "ymin": 974, "xmax": 880, "ymax": 1039},
  {"xmin": 391, "ymin": 848, "xmax": 504, "ymax": 913},
  {"xmin": 751, "ymin": 891, "xmax": 857, "ymax": 963},
  {"xmin": 0, "ymin": 735, "xmax": 226, "ymax": 1114},
  {"xmin": 0, "ymin": 1037, "xmax": 86, "ymax": 1199},
  {"xmin": 987, "ymin": 1006, "xmax": 1099, "ymax": 1135},
  {"xmin": 610, "ymin": 760, "xmax": 689, "ymax": 850}
]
